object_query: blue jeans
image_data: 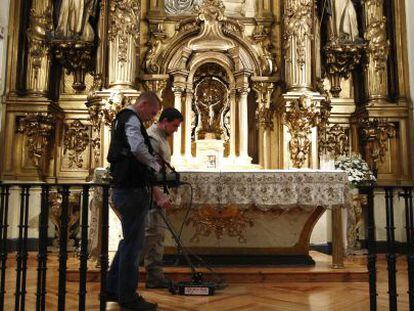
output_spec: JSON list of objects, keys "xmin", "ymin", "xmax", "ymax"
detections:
[{"xmin": 106, "ymin": 187, "xmax": 150, "ymax": 303}]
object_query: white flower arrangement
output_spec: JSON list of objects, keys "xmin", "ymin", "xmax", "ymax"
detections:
[{"xmin": 335, "ymin": 153, "xmax": 376, "ymax": 187}]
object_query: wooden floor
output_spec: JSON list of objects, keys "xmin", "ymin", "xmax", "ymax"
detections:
[{"xmin": 2, "ymin": 251, "xmax": 410, "ymax": 310}]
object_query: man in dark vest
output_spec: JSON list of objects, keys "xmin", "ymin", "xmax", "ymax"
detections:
[{"xmin": 106, "ymin": 91, "xmax": 169, "ymax": 311}]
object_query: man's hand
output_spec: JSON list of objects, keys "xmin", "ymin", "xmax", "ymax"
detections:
[
  {"xmin": 158, "ymin": 199, "xmax": 173, "ymax": 209},
  {"xmin": 152, "ymin": 186, "xmax": 173, "ymax": 209}
]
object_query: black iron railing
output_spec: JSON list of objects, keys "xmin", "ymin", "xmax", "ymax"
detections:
[
  {"xmin": 0, "ymin": 182, "xmax": 110, "ymax": 311},
  {"xmin": 360, "ymin": 184, "xmax": 414, "ymax": 311}
]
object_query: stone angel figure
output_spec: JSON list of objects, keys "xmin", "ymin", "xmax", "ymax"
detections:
[{"xmin": 55, "ymin": 0, "xmax": 98, "ymax": 41}]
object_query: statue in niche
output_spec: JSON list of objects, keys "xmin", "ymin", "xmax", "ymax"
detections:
[
  {"xmin": 195, "ymin": 77, "xmax": 228, "ymax": 140},
  {"xmin": 325, "ymin": 0, "xmax": 360, "ymax": 41},
  {"xmin": 55, "ymin": 0, "xmax": 97, "ymax": 41},
  {"xmin": 165, "ymin": 0, "xmax": 203, "ymax": 15}
]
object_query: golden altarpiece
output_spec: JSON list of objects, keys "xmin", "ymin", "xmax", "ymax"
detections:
[{"xmin": 0, "ymin": 0, "xmax": 412, "ymax": 264}]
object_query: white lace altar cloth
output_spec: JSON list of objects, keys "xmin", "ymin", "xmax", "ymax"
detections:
[{"xmin": 170, "ymin": 169, "xmax": 349, "ymax": 210}]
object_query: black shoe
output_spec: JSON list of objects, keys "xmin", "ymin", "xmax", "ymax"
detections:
[
  {"xmin": 119, "ymin": 296, "xmax": 157, "ymax": 310},
  {"xmin": 104, "ymin": 291, "xmax": 118, "ymax": 302},
  {"xmin": 146, "ymin": 278, "xmax": 173, "ymax": 289}
]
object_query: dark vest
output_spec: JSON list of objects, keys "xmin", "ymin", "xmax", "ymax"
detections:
[{"xmin": 107, "ymin": 109, "xmax": 154, "ymax": 187}]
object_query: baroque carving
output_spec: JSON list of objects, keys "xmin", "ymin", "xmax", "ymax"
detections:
[
  {"xmin": 52, "ymin": 41, "xmax": 95, "ymax": 92},
  {"xmin": 102, "ymin": 91, "xmax": 130, "ymax": 126},
  {"xmin": 63, "ymin": 120, "xmax": 90, "ymax": 168},
  {"xmin": 251, "ymin": 25, "xmax": 276, "ymax": 75},
  {"xmin": 322, "ymin": 124, "xmax": 350, "ymax": 158},
  {"xmin": 186, "ymin": 204, "xmax": 254, "ymax": 243},
  {"xmin": 284, "ymin": 96, "xmax": 319, "ymax": 168},
  {"xmin": 252, "ymin": 81, "xmax": 275, "ymax": 130},
  {"xmin": 143, "ymin": 24, "xmax": 167, "ymax": 74},
  {"xmin": 18, "ymin": 113, "xmax": 56, "ymax": 179},
  {"xmin": 283, "ymin": 0, "xmax": 313, "ymax": 68},
  {"xmin": 108, "ymin": 0, "xmax": 140, "ymax": 63},
  {"xmin": 194, "ymin": 77, "xmax": 229, "ymax": 139},
  {"xmin": 359, "ymin": 118, "xmax": 396, "ymax": 172},
  {"xmin": 323, "ymin": 42, "xmax": 366, "ymax": 97},
  {"xmin": 365, "ymin": 17, "xmax": 389, "ymax": 74}
]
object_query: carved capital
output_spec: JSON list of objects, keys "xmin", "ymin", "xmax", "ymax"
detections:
[
  {"xmin": 63, "ymin": 120, "xmax": 90, "ymax": 169},
  {"xmin": 108, "ymin": 0, "xmax": 140, "ymax": 62}
]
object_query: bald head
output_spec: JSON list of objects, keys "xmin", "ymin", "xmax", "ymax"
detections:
[{"xmin": 134, "ymin": 91, "xmax": 161, "ymax": 122}]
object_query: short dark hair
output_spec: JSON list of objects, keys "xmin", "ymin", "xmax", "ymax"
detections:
[{"xmin": 158, "ymin": 107, "xmax": 183, "ymax": 123}]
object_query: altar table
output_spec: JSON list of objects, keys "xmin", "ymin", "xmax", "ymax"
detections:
[{"xmin": 167, "ymin": 169, "xmax": 349, "ymax": 268}]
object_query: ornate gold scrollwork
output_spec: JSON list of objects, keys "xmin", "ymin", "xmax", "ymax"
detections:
[
  {"xmin": 18, "ymin": 113, "xmax": 55, "ymax": 179},
  {"xmin": 284, "ymin": 96, "xmax": 319, "ymax": 168},
  {"xmin": 252, "ymin": 81, "xmax": 275, "ymax": 130},
  {"xmin": 143, "ymin": 24, "xmax": 167, "ymax": 74},
  {"xmin": 359, "ymin": 118, "xmax": 396, "ymax": 172},
  {"xmin": 283, "ymin": 0, "xmax": 313, "ymax": 68},
  {"xmin": 63, "ymin": 120, "xmax": 90, "ymax": 168},
  {"xmin": 323, "ymin": 41, "xmax": 366, "ymax": 97},
  {"xmin": 102, "ymin": 91, "xmax": 130, "ymax": 126},
  {"xmin": 108, "ymin": 0, "xmax": 140, "ymax": 63},
  {"xmin": 85, "ymin": 75, "xmax": 103, "ymax": 168},
  {"xmin": 365, "ymin": 16, "xmax": 389, "ymax": 74},
  {"xmin": 186, "ymin": 204, "xmax": 254, "ymax": 243},
  {"xmin": 251, "ymin": 25, "xmax": 276, "ymax": 75},
  {"xmin": 52, "ymin": 41, "xmax": 95, "ymax": 92},
  {"xmin": 316, "ymin": 79, "xmax": 350, "ymax": 158}
]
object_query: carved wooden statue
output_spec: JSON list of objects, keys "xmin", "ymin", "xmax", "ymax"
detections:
[
  {"xmin": 326, "ymin": 0, "xmax": 359, "ymax": 41},
  {"xmin": 55, "ymin": 0, "xmax": 97, "ymax": 41}
]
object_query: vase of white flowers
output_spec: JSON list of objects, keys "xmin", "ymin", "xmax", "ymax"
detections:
[{"xmin": 334, "ymin": 153, "xmax": 376, "ymax": 188}]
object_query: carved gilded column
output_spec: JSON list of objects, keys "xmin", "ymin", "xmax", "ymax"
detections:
[
  {"xmin": 283, "ymin": 0, "xmax": 313, "ymax": 90},
  {"xmin": 237, "ymin": 87, "xmax": 250, "ymax": 161},
  {"xmin": 252, "ymin": 80, "xmax": 275, "ymax": 169},
  {"xmin": 229, "ymin": 89, "xmax": 237, "ymax": 159},
  {"xmin": 26, "ymin": 0, "xmax": 53, "ymax": 96},
  {"xmin": 363, "ymin": 0, "xmax": 390, "ymax": 103},
  {"xmin": 108, "ymin": 0, "xmax": 140, "ymax": 89},
  {"xmin": 184, "ymin": 88, "xmax": 194, "ymax": 160},
  {"xmin": 171, "ymin": 87, "xmax": 184, "ymax": 162}
]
